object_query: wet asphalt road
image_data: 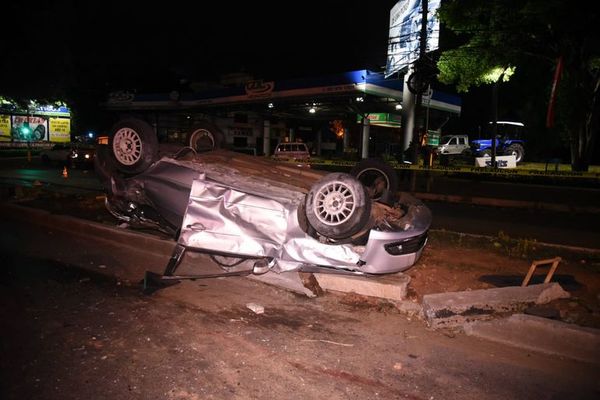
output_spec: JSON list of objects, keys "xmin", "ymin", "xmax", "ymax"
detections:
[{"xmin": 426, "ymin": 201, "xmax": 600, "ymax": 249}]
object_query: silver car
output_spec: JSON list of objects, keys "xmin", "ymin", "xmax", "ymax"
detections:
[{"xmin": 95, "ymin": 118, "xmax": 431, "ymax": 287}]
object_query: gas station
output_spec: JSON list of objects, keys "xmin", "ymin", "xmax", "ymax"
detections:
[{"xmin": 104, "ymin": 69, "xmax": 461, "ymax": 160}]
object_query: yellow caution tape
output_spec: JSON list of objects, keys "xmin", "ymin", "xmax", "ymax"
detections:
[{"xmin": 270, "ymin": 157, "xmax": 600, "ymax": 180}]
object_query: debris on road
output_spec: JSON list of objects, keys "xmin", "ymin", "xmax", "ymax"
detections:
[
  {"xmin": 522, "ymin": 257, "xmax": 562, "ymax": 286},
  {"xmin": 246, "ymin": 303, "xmax": 265, "ymax": 314}
]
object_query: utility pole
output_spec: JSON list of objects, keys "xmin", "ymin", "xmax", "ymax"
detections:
[
  {"xmin": 491, "ymin": 69, "xmax": 507, "ymax": 168},
  {"xmin": 409, "ymin": 0, "xmax": 428, "ymax": 192},
  {"xmin": 491, "ymin": 80, "xmax": 498, "ymax": 168}
]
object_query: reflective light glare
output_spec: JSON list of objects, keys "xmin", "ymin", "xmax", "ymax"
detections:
[
  {"xmin": 268, "ymin": 103, "xmax": 274, "ymax": 108},
  {"xmin": 309, "ymin": 107, "xmax": 316, "ymax": 114},
  {"xmin": 395, "ymin": 104, "xmax": 403, "ymax": 110},
  {"xmin": 356, "ymin": 97, "xmax": 364, "ymax": 102}
]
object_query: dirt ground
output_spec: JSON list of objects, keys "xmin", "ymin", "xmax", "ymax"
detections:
[
  {"xmin": 410, "ymin": 233, "xmax": 600, "ymax": 329},
  {"xmin": 1, "ymin": 253, "xmax": 598, "ymax": 400}
]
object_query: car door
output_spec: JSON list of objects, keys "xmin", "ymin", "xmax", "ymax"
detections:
[{"xmin": 446, "ymin": 137, "xmax": 459, "ymax": 154}]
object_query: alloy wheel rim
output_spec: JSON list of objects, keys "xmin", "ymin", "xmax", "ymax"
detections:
[
  {"xmin": 113, "ymin": 128, "xmax": 142, "ymax": 165},
  {"xmin": 314, "ymin": 181, "xmax": 356, "ymax": 226}
]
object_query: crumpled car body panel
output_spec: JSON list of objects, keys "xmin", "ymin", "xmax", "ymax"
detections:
[{"xmin": 179, "ymin": 178, "xmax": 363, "ymax": 273}]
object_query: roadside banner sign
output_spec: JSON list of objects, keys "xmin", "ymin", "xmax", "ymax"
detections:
[
  {"xmin": 49, "ymin": 117, "xmax": 71, "ymax": 142},
  {"xmin": 475, "ymin": 155, "xmax": 517, "ymax": 169},
  {"xmin": 0, "ymin": 115, "xmax": 11, "ymax": 141}
]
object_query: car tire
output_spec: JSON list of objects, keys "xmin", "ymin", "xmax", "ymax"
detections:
[
  {"xmin": 186, "ymin": 121, "xmax": 224, "ymax": 152},
  {"xmin": 305, "ymin": 173, "xmax": 371, "ymax": 240},
  {"xmin": 350, "ymin": 158, "xmax": 399, "ymax": 203},
  {"xmin": 41, "ymin": 154, "xmax": 50, "ymax": 165},
  {"xmin": 109, "ymin": 118, "xmax": 158, "ymax": 175},
  {"xmin": 506, "ymin": 144, "xmax": 525, "ymax": 163},
  {"xmin": 481, "ymin": 149, "xmax": 492, "ymax": 157}
]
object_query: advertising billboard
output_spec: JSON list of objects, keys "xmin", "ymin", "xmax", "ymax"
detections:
[
  {"xmin": 49, "ymin": 117, "xmax": 71, "ymax": 142},
  {"xmin": 11, "ymin": 115, "xmax": 48, "ymax": 142},
  {"xmin": 0, "ymin": 115, "xmax": 11, "ymax": 141},
  {"xmin": 385, "ymin": 0, "xmax": 441, "ymax": 77}
]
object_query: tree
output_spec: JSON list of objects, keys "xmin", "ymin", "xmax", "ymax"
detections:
[{"xmin": 436, "ymin": 0, "xmax": 600, "ymax": 171}]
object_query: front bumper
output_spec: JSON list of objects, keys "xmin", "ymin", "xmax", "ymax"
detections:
[{"xmin": 359, "ymin": 230, "xmax": 428, "ymax": 274}]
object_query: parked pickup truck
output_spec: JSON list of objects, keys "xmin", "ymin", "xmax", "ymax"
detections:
[{"xmin": 435, "ymin": 134, "xmax": 470, "ymax": 156}]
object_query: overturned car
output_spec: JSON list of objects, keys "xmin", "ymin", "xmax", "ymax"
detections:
[{"xmin": 95, "ymin": 118, "xmax": 431, "ymax": 286}]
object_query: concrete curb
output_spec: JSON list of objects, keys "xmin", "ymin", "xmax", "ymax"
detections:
[
  {"xmin": 0, "ymin": 202, "xmax": 173, "ymax": 259},
  {"xmin": 1, "ymin": 202, "xmax": 175, "ymax": 281},
  {"xmin": 415, "ymin": 192, "xmax": 600, "ymax": 214},
  {"xmin": 0, "ymin": 202, "xmax": 316, "ymax": 296},
  {"xmin": 422, "ymin": 283, "xmax": 571, "ymax": 329},
  {"xmin": 464, "ymin": 314, "xmax": 600, "ymax": 364}
]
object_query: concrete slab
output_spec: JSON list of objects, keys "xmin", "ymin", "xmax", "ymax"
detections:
[
  {"xmin": 464, "ymin": 314, "xmax": 600, "ymax": 364},
  {"xmin": 249, "ymin": 272, "xmax": 317, "ymax": 298},
  {"xmin": 314, "ymin": 272, "xmax": 411, "ymax": 301},
  {"xmin": 422, "ymin": 283, "xmax": 570, "ymax": 328}
]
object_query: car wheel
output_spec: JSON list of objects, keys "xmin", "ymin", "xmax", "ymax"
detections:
[
  {"xmin": 186, "ymin": 121, "xmax": 223, "ymax": 152},
  {"xmin": 506, "ymin": 144, "xmax": 525, "ymax": 163},
  {"xmin": 305, "ymin": 173, "xmax": 371, "ymax": 240},
  {"xmin": 481, "ymin": 149, "xmax": 492, "ymax": 157},
  {"xmin": 109, "ymin": 118, "xmax": 158, "ymax": 175},
  {"xmin": 41, "ymin": 154, "xmax": 50, "ymax": 165},
  {"xmin": 350, "ymin": 158, "xmax": 398, "ymax": 202}
]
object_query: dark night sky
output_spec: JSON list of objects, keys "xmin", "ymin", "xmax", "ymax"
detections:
[
  {"xmin": 1, "ymin": 1, "xmax": 538, "ymax": 144},
  {"xmin": 1, "ymin": 1, "xmax": 398, "ymax": 96}
]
